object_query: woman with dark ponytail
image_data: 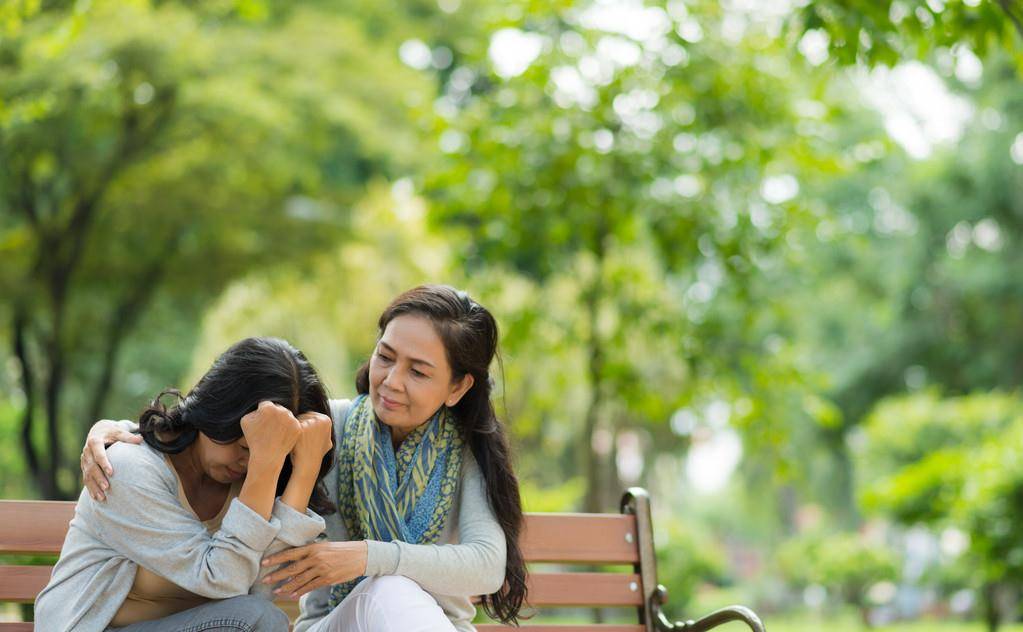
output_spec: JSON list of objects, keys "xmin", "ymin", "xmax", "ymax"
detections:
[
  {"xmin": 262, "ymin": 285, "xmax": 527, "ymax": 631},
  {"xmin": 41, "ymin": 337, "xmax": 336, "ymax": 631},
  {"xmin": 83, "ymin": 287, "xmax": 527, "ymax": 631}
]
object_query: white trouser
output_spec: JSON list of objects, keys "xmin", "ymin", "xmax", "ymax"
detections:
[{"xmin": 306, "ymin": 576, "xmax": 457, "ymax": 632}]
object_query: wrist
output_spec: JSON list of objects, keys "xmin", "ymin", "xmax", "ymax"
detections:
[
  {"xmin": 248, "ymin": 452, "xmax": 287, "ymax": 475},
  {"xmin": 291, "ymin": 454, "xmax": 324, "ymax": 475}
]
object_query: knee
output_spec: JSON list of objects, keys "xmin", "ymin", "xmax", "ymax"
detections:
[
  {"xmin": 361, "ymin": 575, "xmax": 433, "ymax": 605},
  {"xmin": 227, "ymin": 595, "xmax": 290, "ymax": 631}
]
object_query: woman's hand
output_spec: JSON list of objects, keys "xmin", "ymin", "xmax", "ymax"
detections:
[
  {"xmin": 81, "ymin": 419, "xmax": 143, "ymax": 501},
  {"xmin": 278, "ymin": 412, "xmax": 333, "ymax": 513},
  {"xmin": 241, "ymin": 401, "xmax": 302, "ymax": 469},
  {"xmin": 291, "ymin": 412, "xmax": 334, "ymax": 472},
  {"xmin": 260, "ymin": 540, "xmax": 369, "ymax": 598}
]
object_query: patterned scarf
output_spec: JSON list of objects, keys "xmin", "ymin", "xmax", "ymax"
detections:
[{"xmin": 328, "ymin": 393, "xmax": 463, "ymax": 607}]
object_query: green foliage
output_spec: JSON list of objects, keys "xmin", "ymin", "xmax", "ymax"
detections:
[
  {"xmin": 859, "ymin": 391, "xmax": 1023, "ymax": 601},
  {"xmin": 778, "ymin": 531, "xmax": 899, "ymax": 609},
  {"xmin": 420, "ymin": 0, "xmax": 872, "ymax": 511},
  {"xmin": 0, "ymin": 0, "xmax": 431, "ymax": 496},
  {"xmin": 790, "ymin": 1, "xmax": 1023, "ymax": 68},
  {"xmin": 656, "ymin": 521, "xmax": 729, "ymax": 612}
]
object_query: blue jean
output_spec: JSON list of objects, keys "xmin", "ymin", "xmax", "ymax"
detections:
[{"xmin": 107, "ymin": 595, "xmax": 289, "ymax": 632}]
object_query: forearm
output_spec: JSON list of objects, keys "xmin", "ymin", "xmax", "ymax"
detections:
[
  {"xmin": 280, "ymin": 462, "xmax": 319, "ymax": 514},
  {"xmin": 366, "ymin": 537, "xmax": 506, "ymax": 595},
  {"xmin": 238, "ymin": 457, "xmax": 284, "ymax": 520}
]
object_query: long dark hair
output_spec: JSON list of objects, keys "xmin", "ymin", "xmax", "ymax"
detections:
[
  {"xmin": 356, "ymin": 285, "xmax": 526, "ymax": 624},
  {"xmin": 139, "ymin": 336, "xmax": 336, "ymax": 516}
]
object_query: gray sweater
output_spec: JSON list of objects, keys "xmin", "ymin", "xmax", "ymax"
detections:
[
  {"xmin": 293, "ymin": 399, "xmax": 506, "ymax": 632},
  {"xmin": 34, "ymin": 441, "xmax": 326, "ymax": 632}
]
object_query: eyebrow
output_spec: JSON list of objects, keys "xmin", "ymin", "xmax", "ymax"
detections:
[{"xmin": 379, "ymin": 341, "xmax": 436, "ymax": 369}]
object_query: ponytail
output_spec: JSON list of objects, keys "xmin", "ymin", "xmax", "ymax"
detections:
[
  {"xmin": 139, "ymin": 389, "xmax": 197, "ymax": 454},
  {"xmin": 454, "ymin": 374, "xmax": 527, "ymax": 623}
]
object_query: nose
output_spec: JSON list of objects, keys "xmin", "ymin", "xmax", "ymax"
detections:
[{"xmin": 382, "ymin": 365, "xmax": 404, "ymax": 393}]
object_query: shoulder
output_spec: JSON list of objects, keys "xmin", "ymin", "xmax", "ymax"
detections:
[
  {"xmin": 459, "ymin": 444, "xmax": 480, "ymax": 479},
  {"xmin": 106, "ymin": 442, "xmax": 175, "ymax": 489},
  {"xmin": 328, "ymin": 398, "xmax": 353, "ymax": 425},
  {"xmin": 329, "ymin": 398, "xmax": 354, "ymax": 442}
]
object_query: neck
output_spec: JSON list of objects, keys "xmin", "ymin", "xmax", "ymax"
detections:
[
  {"xmin": 170, "ymin": 444, "xmax": 215, "ymax": 491},
  {"xmin": 390, "ymin": 426, "xmax": 413, "ymax": 450}
]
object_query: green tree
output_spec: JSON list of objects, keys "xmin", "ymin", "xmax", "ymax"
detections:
[
  {"xmin": 0, "ymin": 0, "xmax": 429, "ymax": 497},
  {"xmin": 778, "ymin": 531, "xmax": 899, "ymax": 627},
  {"xmin": 858, "ymin": 391, "xmax": 1023, "ymax": 630},
  {"xmin": 424, "ymin": 0, "xmax": 857, "ymax": 512}
]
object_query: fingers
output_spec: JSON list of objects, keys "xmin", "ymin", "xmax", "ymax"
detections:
[
  {"xmin": 290, "ymin": 577, "xmax": 332, "ymax": 598},
  {"xmin": 118, "ymin": 430, "xmax": 144, "ymax": 445},
  {"xmin": 83, "ymin": 466, "xmax": 108, "ymax": 501},
  {"xmin": 263, "ymin": 556, "xmax": 313, "ymax": 584},
  {"xmin": 262, "ymin": 543, "xmax": 312, "ymax": 567},
  {"xmin": 81, "ymin": 436, "xmax": 112, "ymax": 501},
  {"xmin": 87, "ymin": 436, "xmax": 114, "ymax": 478},
  {"xmin": 275, "ymin": 568, "xmax": 327, "ymax": 598}
]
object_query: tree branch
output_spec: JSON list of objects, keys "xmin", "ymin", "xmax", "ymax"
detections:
[
  {"xmin": 87, "ymin": 229, "xmax": 183, "ymax": 424},
  {"xmin": 997, "ymin": 0, "xmax": 1023, "ymax": 42}
]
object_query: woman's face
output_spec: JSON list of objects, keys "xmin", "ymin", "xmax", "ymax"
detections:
[
  {"xmin": 369, "ymin": 314, "xmax": 473, "ymax": 442},
  {"xmin": 195, "ymin": 433, "xmax": 250, "ymax": 484}
]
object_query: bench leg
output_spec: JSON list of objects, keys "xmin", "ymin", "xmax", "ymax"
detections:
[{"xmin": 650, "ymin": 585, "xmax": 766, "ymax": 632}]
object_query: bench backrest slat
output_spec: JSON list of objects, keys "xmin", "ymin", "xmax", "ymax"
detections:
[
  {"xmin": 526, "ymin": 572, "xmax": 642, "ymax": 606},
  {"xmin": 0, "ymin": 501, "xmax": 74, "ymax": 555},
  {"xmin": 0, "ymin": 566, "xmax": 50, "ymax": 602},
  {"xmin": 520, "ymin": 513, "xmax": 638, "ymax": 564}
]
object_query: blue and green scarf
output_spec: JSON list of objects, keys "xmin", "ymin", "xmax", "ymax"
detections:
[{"xmin": 328, "ymin": 394, "xmax": 463, "ymax": 607}]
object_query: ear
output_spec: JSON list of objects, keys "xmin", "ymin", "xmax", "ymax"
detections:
[{"xmin": 446, "ymin": 373, "xmax": 475, "ymax": 408}]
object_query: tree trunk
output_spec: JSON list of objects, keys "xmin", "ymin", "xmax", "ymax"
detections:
[
  {"xmin": 12, "ymin": 311, "xmax": 45, "ymax": 493},
  {"xmin": 43, "ymin": 303, "xmax": 69, "ymax": 499},
  {"xmin": 983, "ymin": 582, "xmax": 1001, "ymax": 632},
  {"xmin": 582, "ymin": 273, "xmax": 606, "ymax": 514}
]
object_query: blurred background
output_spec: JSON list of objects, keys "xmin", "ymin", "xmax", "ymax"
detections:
[{"xmin": 2, "ymin": 0, "xmax": 1023, "ymax": 629}]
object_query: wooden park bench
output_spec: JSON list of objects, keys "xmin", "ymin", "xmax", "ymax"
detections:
[{"xmin": 0, "ymin": 488, "xmax": 764, "ymax": 631}]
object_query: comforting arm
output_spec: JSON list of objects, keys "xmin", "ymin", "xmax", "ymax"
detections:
[{"xmin": 364, "ymin": 453, "xmax": 507, "ymax": 596}]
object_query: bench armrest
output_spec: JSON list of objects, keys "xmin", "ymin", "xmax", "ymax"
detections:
[{"xmin": 650, "ymin": 584, "xmax": 765, "ymax": 632}]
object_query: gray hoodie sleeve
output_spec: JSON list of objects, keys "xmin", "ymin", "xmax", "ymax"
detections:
[
  {"xmin": 78, "ymin": 443, "xmax": 283, "ymax": 599},
  {"xmin": 250, "ymin": 499, "xmax": 327, "ymax": 598}
]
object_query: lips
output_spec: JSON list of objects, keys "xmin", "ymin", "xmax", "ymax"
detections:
[
  {"xmin": 380, "ymin": 394, "xmax": 405, "ymax": 410},
  {"xmin": 225, "ymin": 466, "xmax": 244, "ymax": 481}
]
